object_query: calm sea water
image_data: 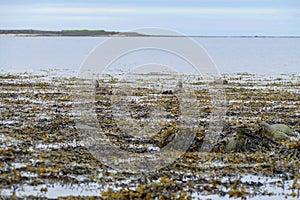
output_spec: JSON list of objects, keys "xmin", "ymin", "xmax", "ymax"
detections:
[{"xmin": 0, "ymin": 37, "xmax": 299, "ymax": 74}]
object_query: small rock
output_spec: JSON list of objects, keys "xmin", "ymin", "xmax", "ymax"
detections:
[{"xmin": 259, "ymin": 122, "xmax": 291, "ymax": 141}]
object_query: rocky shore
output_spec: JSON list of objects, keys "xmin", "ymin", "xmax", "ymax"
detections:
[{"xmin": 0, "ymin": 70, "xmax": 299, "ymax": 199}]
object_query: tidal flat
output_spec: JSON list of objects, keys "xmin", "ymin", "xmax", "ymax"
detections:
[{"xmin": 0, "ymin": 70, "xmax": 299, "ymax": 199}]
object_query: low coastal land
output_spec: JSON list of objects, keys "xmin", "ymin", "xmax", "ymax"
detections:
[
  {"xmin": 0, "ymin": 70, "xmax": 299, "ymax": 199},
  {"xmin": 0, "ymin": 29, "xmax": 144, "ymax": 37},
  {"xmin": 0, "ymin": 29, "xmax": 299, "ymax": 37}
]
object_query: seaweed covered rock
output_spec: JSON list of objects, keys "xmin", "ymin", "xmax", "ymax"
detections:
[
  {"xmin": 259, "ymin": 122, "xmax": 292, "ymax": 141},
  {"xmin": 212, "ymin": 122, "xmax": 293, "ymax": 153}
]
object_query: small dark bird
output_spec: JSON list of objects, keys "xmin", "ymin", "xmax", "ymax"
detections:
[
  {"xmin": 174, "ymin": 81, "xmax": 183, "ymax": 94},
  {"xmin": 213, "ymin": 79, "xmax": 228, "ymax": 85},
  {"xmin": 94, "ymin": 80, "xmax": 112, "ymax": 95}
]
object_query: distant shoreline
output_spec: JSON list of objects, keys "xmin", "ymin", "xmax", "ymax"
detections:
[
  {"xmin": 0, "ymin": 29, "xmax": 144, "ymax": 37},
  {"xmin": 0, "ymin": 29, "xmax": 299, "ymax": 38}
]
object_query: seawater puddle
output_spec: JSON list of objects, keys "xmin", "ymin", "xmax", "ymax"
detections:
[
  {"xmin": 33, "ymin": 140, "xmax": 81, "ymax": 150},
  {"xmin": 0, "ymin": 182, "xmax": 103, "ymax": 198},
  {"xmin": 192, "ymin": 174, "xmax": 299, "ymax": 199}
]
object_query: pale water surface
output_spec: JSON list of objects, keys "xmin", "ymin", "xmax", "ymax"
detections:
[{"xmin": 0, "ymin": 37, "xmax": 299, "ymax": 74}]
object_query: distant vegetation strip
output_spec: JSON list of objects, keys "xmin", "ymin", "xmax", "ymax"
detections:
[
  {"xmin": 0, "ymin": 29, "xmax": 299, "ymax": 37},
  {"xmin": 62, "ymin": 29, "xmax": 119, "ymax": 35},
  {"xmin": 0, "ymin": 29, "xmax": 143, "ymax": 36}
]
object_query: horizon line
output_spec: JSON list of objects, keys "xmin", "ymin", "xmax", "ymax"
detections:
[{"xmin": 0, "ymin": 29, "xmax": 299, "ymax": 38}]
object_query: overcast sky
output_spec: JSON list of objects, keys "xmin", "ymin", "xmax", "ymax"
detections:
[{"xmin": 0, "ymin": 0, "xmax": 299, "ymax": 36}]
